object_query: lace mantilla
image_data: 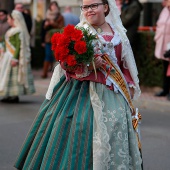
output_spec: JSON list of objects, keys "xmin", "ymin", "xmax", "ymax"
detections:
[
  {"xmin": 75, "ymin": 65, "xmax": 92, "ymax": 78},
  {"xmin": 79, "ymin": 0, "xmax": 141, "ymax": 100}
]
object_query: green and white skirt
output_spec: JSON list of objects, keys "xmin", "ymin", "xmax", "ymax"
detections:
[
  {"xmin": 0, "ymin": 64, "xmax": 35, "ymax": 97},
  {"xmin": 14, "ymin": 76, "xmax": 142, "ymax": 170}
]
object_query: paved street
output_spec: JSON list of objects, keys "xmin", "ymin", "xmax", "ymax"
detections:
[{"xmin": 0, "ymin": 70, "xmax": 170, "ymax": 170}]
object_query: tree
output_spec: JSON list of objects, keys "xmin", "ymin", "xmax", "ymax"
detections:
[{"xmin": 0, "ymin": 0, "xmax": 14, "ymax": 12}]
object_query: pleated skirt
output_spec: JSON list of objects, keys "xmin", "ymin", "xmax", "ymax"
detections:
[
  {"xmin": 0, "ymin": 64, "xmax": 35, "ymax": 97},
  {"xmin": 14, "ymin": 76, "xmax": 142, "ymax": 170}
]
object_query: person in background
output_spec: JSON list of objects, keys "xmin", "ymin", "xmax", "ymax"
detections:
[
  {"xmin": 14, "ymin": 3, "xmax": 32, "ymax": 34},
  {"xmin": 0, "ymin": 10, "xmax": 10, "ymax": 42},
  {"xmin": 23, "ymin": 8, "xmax": 36, "ymax": 68},
  {"xmin": 0, "ymin": 10, "xmax": 35, "ymax": 103},
  {"xmin": 24, "ymin": 8, "xmax": 35, "ymax": 49},
  {"xmin": 162, "ymin": 0, "xmax": 168, "ymax": 7},
  {"xmin": 62, "ymin": 6, "xmax": 80, "ymax": 26},
  {"xmin": 41, "ymin": 1, "xmax": 64, "ymax": 78},
  {"xmin": 0, "ymin": 10, "xmax": 10, "ymax": 58},
  {"xmin": 120, "ymin": 0, "xmax": 143, "ymax": 50},
  {"xmin": 154, "ymin": 0, "xmax": 170, "ymax": 100},
  {"xmin": 115, "ymin": 0, "xmax": 123, "ymax": 12}
]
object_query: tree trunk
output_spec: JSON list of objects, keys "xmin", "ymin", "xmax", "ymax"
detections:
[{"xmin": 0, "ymin": 0, "xmax": 14, "ymax": 13}]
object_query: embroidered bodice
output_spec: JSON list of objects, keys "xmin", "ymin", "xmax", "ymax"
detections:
[
  {"xmin": 100, "ymin": 32, "xmax": 134, "ymax": 86},
  {"xmin": 65, "ymin": 31, "xmax": 134, "ymax": 89}
]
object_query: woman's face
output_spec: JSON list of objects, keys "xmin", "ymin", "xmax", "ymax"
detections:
[
  {"xmin": 166, "ymin": 0, "xmax": 170, "ymax": 7},
  {"xmin": 82, "ymin": 0, "xmax": 108, "ymax": 25},
  {"xmin": 50, "ymin": 3, "xmax": 59, "ymax": 12},
  {"xmin": 7, "ymin": 15, "xmax": 14, "ymax": 27}
]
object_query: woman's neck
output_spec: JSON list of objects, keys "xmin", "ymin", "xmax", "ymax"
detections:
[{"xmin": 92, "ymin": 22, "xmax": 110, "ymax": 34}]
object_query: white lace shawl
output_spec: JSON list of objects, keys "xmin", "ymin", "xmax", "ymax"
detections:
[
  {"xmin": 79, "ymin": 0, "xmax": 141, "ymax": 100},
  {"xmin": 11, "ymin": 10, "xmax": 31, "ymax": 88}
]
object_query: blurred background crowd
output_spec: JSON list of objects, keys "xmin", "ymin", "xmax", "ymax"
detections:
[{"xmin": 0, "ymin": 0, "xmax": 170, "ymax": 102}]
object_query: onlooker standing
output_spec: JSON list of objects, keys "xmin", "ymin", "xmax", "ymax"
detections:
[
  {"xmin": 24, "ymin": 8, "xmax": 35, "ymax": 49},
  {"xmin": 0, "ymin": 10, "xmax": 10, "ymax": 57},
  {"xmin": 62, "ymin": 6, "xmax": 80, "ymax": 26},
  {"xmin": 115, "ymin": 0, "xmax": 123, "ymax": 12},
  {"xmin": 120, "ymin": 0, "xmax": 143, "ymax": 49},
  {"xmin": 0, "ymin": 10, "xmax": 10, "ymax": 42},
  {"xmin": 154, "ymin": 0, "xmax": 170, "ymax": 99},
  {"xmin": 0, "ymin": 10, "xmax": 35, "ymax": 103},
  {"xmin": 14, "ymin": 3, "xmax": 32, "ymax": 34},
  {"xmin": 41, "ymin": 1, "xmax": 64, "ymax": 78},
  {"xmin": 23, "ymin": 8, "xmax": 36, "ymax": 67}
]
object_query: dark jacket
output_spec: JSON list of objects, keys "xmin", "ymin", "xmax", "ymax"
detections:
[
  {"xmin": 22, "ymin": 12, "xmax": 32, "ymax": 34},
  {"xmin": 0, "ymin": 18, "xmax": 10, "ymax": 42},
  {"xmin": 44, "ymin": 14, "xmax": 64, "ymax": 43},
  {"xmin": 121, "ymin": 0, "xmax": 143, "ymax": 45}
]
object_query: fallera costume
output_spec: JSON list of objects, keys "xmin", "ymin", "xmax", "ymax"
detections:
[
  {"xmin": 14, "ymin": 0, "xmax": 142, "ymax": 169},
  {"xmin": 0, "ymin": 11, "xmax": 35, "ymax": 100}
]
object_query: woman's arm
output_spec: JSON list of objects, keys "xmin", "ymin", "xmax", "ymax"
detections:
[
  {"xmin": 10, "ymin": 33, "xmax": 21, "ymax": 67},
  {"xmin": 115, "ymin": 43, "xmax": 135, "ymax": 98}
]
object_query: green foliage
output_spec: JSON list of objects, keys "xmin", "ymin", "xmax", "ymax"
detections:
[
  {"xmin": 134, "ymin": 31, "xmax": 163, "ymax": 87},
  {"xmin": 75, "ymin": 27, "xmax": 97, "ymax": 64}
]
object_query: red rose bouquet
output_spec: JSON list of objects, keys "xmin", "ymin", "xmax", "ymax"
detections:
[{"xmin": 51, "ymin": 25, "xmax": 97, "ymax": 74}]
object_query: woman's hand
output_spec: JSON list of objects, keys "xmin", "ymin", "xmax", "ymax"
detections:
[
  {"xmin": 94, "ymin": 56, "xmax": 104, "ymax": 68},
  {"xmin": 88, "ymin": 56, "xmax": 105, "ymax": 71},
  {"xmin": 11, "ymin": 60, "xmax": 18, "ymax": 67}
]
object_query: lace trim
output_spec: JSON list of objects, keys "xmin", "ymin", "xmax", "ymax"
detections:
[
  {"xmin": 11, "ymin": 58, "xmax": 19, "ymax": 62},
  {"xmin": 75, "ymin": 65, "xmax": 92, "ymax": 78},
  {"xmin": 89, "ymin": 82, "xmax": 111, "ymax": 170},
  {"xmin": 121, "ymin": 40, "xmax": 141, "ymax": 100},
  {"xmin": 46, "ymin": 64, "xmax": 65, "ymax": 100},
  {"xmin": 128, "ymin": 83, "xmax": 136, "ymax": 89}
]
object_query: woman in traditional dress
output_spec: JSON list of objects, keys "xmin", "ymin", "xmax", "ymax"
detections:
[
  {"xmin": 0, "ymin": 10, "xmax": 35, "ymax": 103},
  {"xmin": 14, "ymin": 0, "xmax": 142, "ymax": 169}
]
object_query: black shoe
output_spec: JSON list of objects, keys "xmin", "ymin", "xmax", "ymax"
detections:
[
  {"xmin": 1, "ymin": 97, "xmax": 10, "ymax": 102},
  {"xmin": 167, "ymin": 94, "xmax": 170, "ymax": 101},
  {"xmin": 8, "ymin": 96, "xmax": 19, "ymax": 103},
  {"xmin": 1, "ymin": 96, "xmax": 19, "ymax": 103},
  {"xmin": 155, "ymin": 91, "xmax": 168, "ymax": 97}
]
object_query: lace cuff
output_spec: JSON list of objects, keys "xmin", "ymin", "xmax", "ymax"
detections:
[
  {"xmin": 11, "ymin": 58, "xmax": 19, "ymax": 62},
  {"xmin": 128, "ymin": 83, "xmax": 136, "ymax": 89},
  {"xmin": 75, "ymin": 65, "xmax": 92, "ymax": 78}
]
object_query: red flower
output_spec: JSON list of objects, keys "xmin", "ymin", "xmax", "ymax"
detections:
[
  {"xmin": 55, "ymin": 47, "xmax": 69, "ymax": 61},
  {"xmin": 74, "ymin": 41, "xmax": 87, "ymax": 54},
  {"xmin": 64, "ymin": 25, "xmax": 75, "ymax": 36},
  {"xmin": 58, "ymin": 34, "xmax": 70, "ymax": 46},
  {"xmin": 67, "ymin": 55, "xmax": 77, "ymax": 66},
  {"xmin": 51, "ymin": 33, "xmax": 61, "ymax": 50},
  {"xmin": 71, "ymin": 29, "xmax": 83, "ymax": 41},
  {"xmin": 50, "ymin": 26, "xmax": 96, "ymax": 72}
]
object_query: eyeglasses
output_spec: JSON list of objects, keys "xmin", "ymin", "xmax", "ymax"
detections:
[{"xmin": 80, "ymin": 3, "xmax": 104, "ymax": 11}]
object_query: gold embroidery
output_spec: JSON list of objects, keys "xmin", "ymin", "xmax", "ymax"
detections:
[{"xmin": 6, "ymin": 41, "xmax": 15, "ymax": 55}]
